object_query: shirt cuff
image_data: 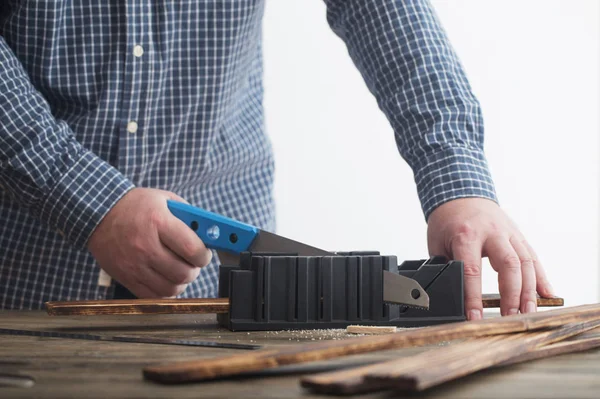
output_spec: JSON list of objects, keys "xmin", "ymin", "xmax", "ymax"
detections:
[
  {"xmin": 414, "ymin": 146, "xmax": 499, "ymax": 221},
  {"xmin": 38, "ymin": 149, "xmax": 135, "ymax": 249}
]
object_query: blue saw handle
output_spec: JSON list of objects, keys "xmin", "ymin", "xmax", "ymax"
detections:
[{"xmin": 166, "ymin": 200, "xmax": 258, "ymax": 254}]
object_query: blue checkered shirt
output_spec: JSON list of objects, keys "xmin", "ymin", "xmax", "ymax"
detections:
[{"xmin": 0, "ymin": 1, "xmax": 497, "ymax": 309}]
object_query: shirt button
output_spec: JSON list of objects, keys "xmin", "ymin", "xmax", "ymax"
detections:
[
  {"xmin": 133, "ymin": 45, "xmax": 144, "ymax": 58},
  {"xmin": 127, "ymin": 121, "xmax": 138, "ymax": 134}
]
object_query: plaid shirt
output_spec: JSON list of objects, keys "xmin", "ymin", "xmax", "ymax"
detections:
[{"xmin": 0, "ymin": 1, "xmax": 497, "ymax": 309}]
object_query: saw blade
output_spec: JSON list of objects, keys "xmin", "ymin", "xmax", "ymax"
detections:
[
  {"xmin": 382, "ymin": 271, "xmax": 430, "ymax": 309},
  {"xmin": 0, "ymin": 328, "xmax": 260, "ymax": 350}
]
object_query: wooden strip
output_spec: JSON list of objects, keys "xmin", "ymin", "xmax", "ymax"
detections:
[
  {"xmin": 142, "ymin": 303, "xmax": 600, "ymax": 383},
  {"xmin": 45, "ymin": 293, "xmax": 563, "ymax": 317},
  {"xmin": 300, "ymin": 319, "xmax": 600, "ymax": 395},
  {"xmin": 346, "ymin": 326, "xmax": 397, "ymax": 335},
  {"xmin": 301, "ymin": 336, "xmax": 507, "ymax": 395},
  {"xmin": 45, "ymin": 298, "xmax": 230, "ymax": 316},
  {"xmin": 482, "ymin": 294, "xmax": 563, "ymax": 308},
  {"xmin": 362, "ymin": 319, "xmax": 600, "ymax": 393}
]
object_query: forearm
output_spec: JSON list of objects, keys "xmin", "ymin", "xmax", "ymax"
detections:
[
  {"xmin": 0, "ymin": 36, "xmax": 134, "ymax": 248},
  {"xmin": 323, "ymin": 0, "xmax": 498, "ymax": 219}
]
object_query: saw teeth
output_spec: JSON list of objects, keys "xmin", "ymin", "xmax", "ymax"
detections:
[{"xmin": 384, "ymin": 302, "xmax": 430, "ymax": 311}]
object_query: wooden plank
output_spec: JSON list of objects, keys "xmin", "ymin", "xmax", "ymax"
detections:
[
  {"xmin": 300, "ymin": 320, "xmax": 600, "ymax": 395},
  {"xmin": 482, "ymin": 294, "xmax": 563, "ymax": 308},
  {"xmin": 346, "ymin": 326, "xmax": 397, "ymax": 335},
  {"xmin": 301, "ymin": 336, "xmax": 506, "ymax": 395},
  {"xmin": 142, "ymin": 303, "xmax": 600, "ymax": 384},
  {"xmin": 44, "ymin": 294, "xmax": 563, "ymax": 317},
  {"xmin": 45, "ymin": 298, "xmax": 230, "ymax": 316}
]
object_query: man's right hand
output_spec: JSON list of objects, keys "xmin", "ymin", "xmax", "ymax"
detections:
[{"xmin": 87, "ymin": 188, "xmax": 212, "ymax": 298}]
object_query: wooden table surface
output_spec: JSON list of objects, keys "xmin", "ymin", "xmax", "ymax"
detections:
[{"xmin": 1, "ymin": 310, "xmax": 599, "ymax": 398}]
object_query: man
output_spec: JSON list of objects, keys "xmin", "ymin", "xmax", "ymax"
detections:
[{"xmin": 0, "ymin": 1, "xmax": 553, "ymax": 320}]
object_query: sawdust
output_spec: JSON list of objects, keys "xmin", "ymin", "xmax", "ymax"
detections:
[
  {"xmin": 212, "ymin": 327, "xmax": 418, "ymax": 344},
  {"xmin": 259, "ymin": 328, "xmax": 413, "ymax": 342}
]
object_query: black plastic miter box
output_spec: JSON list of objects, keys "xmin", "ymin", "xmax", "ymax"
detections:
[{"xmin": 217, "ymin": 251, "xmax": 465, "ymax": 331}]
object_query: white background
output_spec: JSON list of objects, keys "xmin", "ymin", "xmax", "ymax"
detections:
[{"xmin": 262, "ymin": 1, "xmax": 600, "ymax": 306}]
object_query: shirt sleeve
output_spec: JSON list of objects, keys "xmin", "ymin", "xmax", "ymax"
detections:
[
  {"xmin": 0, "ymin": 37, "xmax": 135, "ymax": 249},
  {"xmin": 323, "ymin": 0, "xmax": 498, "ymax": 220}
]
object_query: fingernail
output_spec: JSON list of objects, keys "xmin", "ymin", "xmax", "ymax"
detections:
[
  {"xmin": 468, "ymin": 309, "xmax": 482, "ymax": 321},
  {"xmin": 508, "ymin": 308, "xmax": 519, "ymax": 315},
  {"xmin": 526, "ymin": 301, "xmax": 536, "ymax": 313}
]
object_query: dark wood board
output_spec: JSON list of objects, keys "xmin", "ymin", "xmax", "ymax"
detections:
[
  {"xmin": 45, "ymin": 298, "xmax": 230, "ymax": 315},
  {"xmin": 498, "ymin": 325, "xmax": 600, "ymax": 366},
  {"xmin": 1, "ymin": 310, "xmax": 600, "ymax": 398},
  {"xmin": 481, "ymin": 294, "xmax": 563, "ymax": 308}
]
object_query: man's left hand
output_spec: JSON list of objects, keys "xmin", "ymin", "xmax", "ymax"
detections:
[{"xmin": 426, "ymin": 197, "xmax": 555, "ymax": 321}]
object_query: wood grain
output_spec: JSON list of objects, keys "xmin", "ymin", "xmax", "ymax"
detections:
[
  {"xmin": 45, "ymin": 298, "xmax": 230, "ymax": 316},
  {"xmin": 499, "ymin": 325, "xmax": 600, "ymax": 367},
  {"xmin": 303, "ymin": 335, "xmax": 527, "ymax": 395},
  {"xmin": 482, "ymin": 294, "xmax": 563, "ymax": 308},
  {"xmin": 142, "ymin": 303, "xmax": 600, "ymax": 384},
  {"xmin": 363, "ymin": 319, "xmax": 600, "ymax": 393},
  {"xmin": 300, "ymin": 320, "xmax": 600, "ymax": 395}
]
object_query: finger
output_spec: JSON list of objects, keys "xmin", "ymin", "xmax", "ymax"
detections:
[
  {"xmin": 149, "ymin": 245, "xmax": 201, "ymax": 285},
  {"xmin": 427, "ymin": 234, "xmax": 448, "ymax": 260},
  {"xmin": 159, "ymin": 216, "xmax": 213, "ymax": 268},
  {"xmin": 524, "ymin": 241, "xmax": 554, "ymax": 298},
  {"xmin": 124, "ymin": 279, "xmax": 163, "ymax": 299},
  {"xmin": 133, "ymin": 263, "xmax": 188, "ymax": 298},
  {"xmin": 510, "ymin": 237, "xmax": 537, "ymax": 314},
  {"xmin": 115, "ymin": 268, "xmax": 169, "ymax": 299},
  {"xmin": 485, "ymin": 236, "xmax": 522, "ymax": 316},
  {"xmin": 450, "ymin": 234, "xmax": 483, "ymax": 321}
]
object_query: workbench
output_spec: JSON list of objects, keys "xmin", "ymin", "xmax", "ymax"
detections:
[{"xmin": 1, "ymin": 311, "xmax": 599, "ymax": 398}]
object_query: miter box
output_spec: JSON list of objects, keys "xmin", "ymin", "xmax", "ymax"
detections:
[{"xmin": 217, "ymin": 252, "xmax": 465, "ymax": 331}]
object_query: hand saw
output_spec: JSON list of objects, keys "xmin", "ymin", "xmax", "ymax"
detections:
[{"xmin": 166, "ymin": 200, "xmax": 429, "ymax": 309}]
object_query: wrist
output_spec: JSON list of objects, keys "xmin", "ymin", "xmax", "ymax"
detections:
[{"xmin": 412, "ymin": 146, "xmax": 498, "ymax": 221}]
